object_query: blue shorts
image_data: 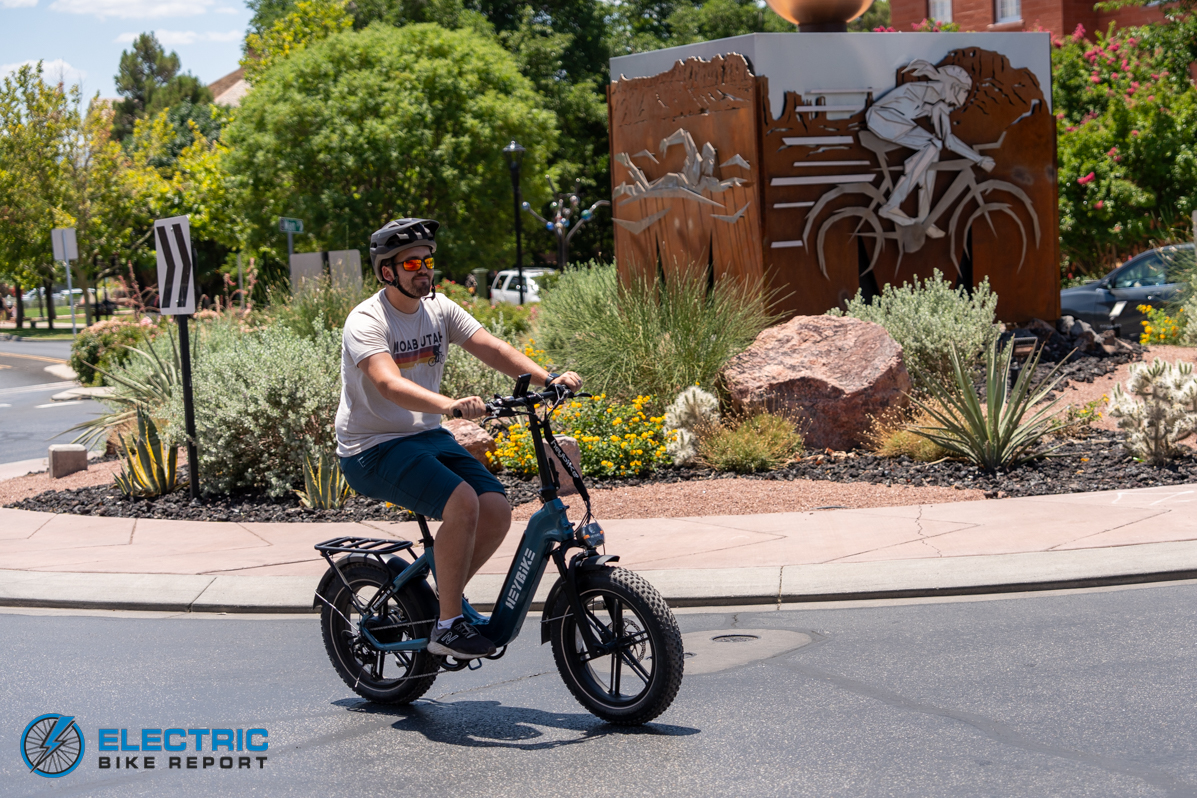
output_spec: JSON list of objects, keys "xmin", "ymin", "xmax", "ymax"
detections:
[{"xmin": 340, "ymin": 428, "xmax": 506, "ymax": 519}]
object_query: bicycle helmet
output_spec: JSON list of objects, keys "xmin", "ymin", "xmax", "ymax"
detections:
[{"xmin": 369, "ymin": 218, "xmax": 439, "ymax": 284}]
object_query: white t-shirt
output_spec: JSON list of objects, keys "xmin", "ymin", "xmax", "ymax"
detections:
[{"xmin": 335, "ymin": 290, "xmax": 482, "ymax": 457}]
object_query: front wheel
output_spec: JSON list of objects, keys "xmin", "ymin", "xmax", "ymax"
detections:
[{"xmin": 548, "ymin": 567, "xmax": 684, "ymax": 725}]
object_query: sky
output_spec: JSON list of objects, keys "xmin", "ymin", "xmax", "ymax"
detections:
[{"xmin": 0, "ymin": 0, "xmax": 252, "ymax": 99}]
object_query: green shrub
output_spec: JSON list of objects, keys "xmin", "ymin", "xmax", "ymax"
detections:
[
  {"xmin": 490, "ymin": 393, "xmax": 672, "ymax": 477},
  {"xmin": 437, "ymin": 279, "xmax": 533, "ymax": 336},
  {"xmin": 160, "ymin": 321, "xmax": 342, "ymax": 496},
  {"xmin": 829, "ymin": 269, "xmax": 998, "ymax": 389},
  {"xmin": 440, "ymin": 311, "xmax": 526, "ymax": 400},
  {"xmin": 69, "ymin": 317, "xmax": 167, "ymax": 387},
  {"xmin": 266, "ymin": 277, "xmax": 374, "ymax": 339},
  {"xmin": 910, "ymin": 339, "xmax": 1068, "ymax": 470},
  {"xmin": 537, "ymin": 261, "xmax": 778, "ymax": 401},
  {"xmin": 698, "ymin": 411, "xmax": 803, "ymax": 473}
]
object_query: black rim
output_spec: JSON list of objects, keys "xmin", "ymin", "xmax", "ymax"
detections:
[
  {"xmin": 566, "ymin": 590, "xmax": 656, "ymax": 707},
  {"xmin": 332, "ymin": 576, "xmax": 420, "ymax": 689}
]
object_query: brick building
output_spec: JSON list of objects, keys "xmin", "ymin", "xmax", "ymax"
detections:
[{"xmin": 890, "ymin": 0, "xmax": 1167, "ymax": 36}]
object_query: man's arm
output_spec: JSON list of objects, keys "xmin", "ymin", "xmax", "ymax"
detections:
[
  {"xmin": 358, "ymin": 352, "xmax": 484, "ymax": 419},
  {"xmin": 459, "ymin": 328, "xmax": 581, "ymax": 390}
]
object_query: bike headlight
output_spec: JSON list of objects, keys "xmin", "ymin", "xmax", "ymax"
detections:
[{"xmin": 577, "ymin": 522, "xmax": 604, "ymax": 548}]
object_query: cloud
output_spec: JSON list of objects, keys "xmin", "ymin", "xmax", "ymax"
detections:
[
  {"xmin": 115, "ymin": 29, "xmax": 241, "ymax": 45},
  {"xmin": 1, "ymin": 0, "xmax": 38, "ymax": 8},
  {"xmin": 0, "ymin": 58, "xmax": 86, "ymax": 86},
  {"xmin": 50, "ymin": 0, "xmax": 213, "ymax": 18},
  {"xmin": 213, "ymin": 6, "xmax": 238, "ymax": 13}
]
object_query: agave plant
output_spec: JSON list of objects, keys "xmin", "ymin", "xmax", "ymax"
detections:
[
  {"xmin": 910, "ymin": 338, "xmax": 1070, "ymax": 470},
  {"xmin": 113, "ymin": 409, "xmax": 185, "ymax": 497},
  {"xmin": 67, "ymin": 330, "xmax": 183, "ymax": 449},
  {"xmin": 295, "ymin": 450, "xmax": 352, "ymax": 509}
]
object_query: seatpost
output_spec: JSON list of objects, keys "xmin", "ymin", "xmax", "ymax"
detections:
[{"xmin": 415, "ymin": 514, "xmax": 435, "ymax": 548}]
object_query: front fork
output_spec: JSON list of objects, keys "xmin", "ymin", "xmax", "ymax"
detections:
[{"xmin": 549, "ymin": 543, "xmax": 621, "ymax": 654}]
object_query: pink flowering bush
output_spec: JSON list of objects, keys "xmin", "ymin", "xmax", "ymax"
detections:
[{"xmin": 1053, "ymin": 22, "xmax": 1197, "ymax": 275}]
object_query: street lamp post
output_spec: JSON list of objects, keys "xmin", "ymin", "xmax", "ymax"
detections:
[
  {"xmin": 522, "ymin": 177, "xmax": 610, "ymax": 271},
  {"xmin": 502, "ymin": 140, "xmax": 527, "ymax": 305}
]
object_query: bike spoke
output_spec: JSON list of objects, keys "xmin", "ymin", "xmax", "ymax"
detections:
[{"xmin": 619, "ymin": 648, "xmax": 651, "ymax": 685}]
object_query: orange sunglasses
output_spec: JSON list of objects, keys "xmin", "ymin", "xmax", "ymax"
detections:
[{"xmin": 398, "ymin": 256, "xmax": 435, "ymax": 272}]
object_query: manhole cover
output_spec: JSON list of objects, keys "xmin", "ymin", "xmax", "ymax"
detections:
[{"xmin": 711, "ymin": 634, "xmax": 760, "ymax": 643}]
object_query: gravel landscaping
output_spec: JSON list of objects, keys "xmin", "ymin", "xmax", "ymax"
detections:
[{"xmin": 5, "ymin": 340, "xmax": 1195, "ymax": 524}]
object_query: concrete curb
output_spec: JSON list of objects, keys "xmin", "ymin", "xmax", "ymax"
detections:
[{"xmin": 4, "ymin": 540, "xmax": 1197, "ymax": 613}]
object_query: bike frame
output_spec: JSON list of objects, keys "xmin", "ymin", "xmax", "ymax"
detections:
[{"xmin": 324, "ymin": 378, "xmax": 611, "ymax": 657}]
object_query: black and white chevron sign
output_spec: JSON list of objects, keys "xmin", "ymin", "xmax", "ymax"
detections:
[{"xmin": 154, "ymin": 215, "xmax": 197, "ymax": 315}]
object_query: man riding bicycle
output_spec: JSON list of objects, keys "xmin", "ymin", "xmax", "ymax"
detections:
[{"xmin": 335, "ymin": 218, "xmax": 581, "ymax": 660}]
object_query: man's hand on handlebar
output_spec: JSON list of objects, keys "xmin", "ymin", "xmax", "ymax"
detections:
[
  {"xmin": 448, "ymin": 396, "xmax": 486, "ymax": 420},
  {"xmin": 547, "ymin": 371, "xmax": 583, "ymax": 391}
]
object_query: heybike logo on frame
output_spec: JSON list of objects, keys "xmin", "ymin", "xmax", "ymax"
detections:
[{"xmin": 20, "ymin": 713, "xmax": 270, "ymax": 779}]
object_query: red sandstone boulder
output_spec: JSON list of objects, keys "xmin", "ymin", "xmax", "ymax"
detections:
[
  {"xmin": 721, "ymin": 315, "xmax": 911, "ymax": 451},
  {"xmin": 443, "ymin": 419, "xmax": 500, "ymax": 472}
]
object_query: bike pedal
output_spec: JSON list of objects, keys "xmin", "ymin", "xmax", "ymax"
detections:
[{"xmin": 467, "ymin": 658, "xmax": 483, "ymax": 671}]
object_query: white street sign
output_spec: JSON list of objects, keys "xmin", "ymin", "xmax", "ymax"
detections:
[
  {"xmin": 154, "ymin": 215, "xmax": 198, "ymax": 315},
  {"xmin": 51, "ymin": 228, "xmax": 77, "ymax": 261}
]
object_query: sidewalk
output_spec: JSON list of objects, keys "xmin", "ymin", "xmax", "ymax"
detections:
[{"xmin": 1, "ymin": 483, "xmax": 1195, "ymax": 612}]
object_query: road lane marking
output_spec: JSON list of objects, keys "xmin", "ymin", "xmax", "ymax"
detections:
[
  {"xmin": 0, "ymin": 403, "xmax": 10, "ymax": 408},
  {"xmin": 0, "ymin": 381, "xmax": 78, "ymax": 397},
  {"xmin": 36, "ymin": 401, "xmax": 83, "ymax": 408},
  {"xmin": 0, "ymin": 352, "xmax": 66, "ymax": 364}
]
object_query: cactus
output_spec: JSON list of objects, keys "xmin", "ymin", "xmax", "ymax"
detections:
[
  {"xmin": 1106, "ymin": 358, "xmax": 1197, "ymax": 465},
  {"xmin": 665, "ymin": 427, "xmax": 698, "ymax": 467},
  {"xmin": 664, "ymin": 386, "xmax": 720, "ymax": 433}
]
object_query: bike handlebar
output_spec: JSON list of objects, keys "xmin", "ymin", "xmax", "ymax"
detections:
[{"xmin": 449, "ymin": 383, "xmax": 585, "ymax": 421}]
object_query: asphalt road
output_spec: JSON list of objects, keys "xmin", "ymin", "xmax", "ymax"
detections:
[
  {"xmin": 0, "ymin": 340, "xmax": 103, "ymax": 463},
  {"xmin": 3, "ymin": 581, "xmax": 1196, "ymax": 797}
]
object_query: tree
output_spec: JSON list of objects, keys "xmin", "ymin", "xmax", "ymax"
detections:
[
  {"xmin": 112, "ymin": 33, "xmax": 213, "ymax": 144},
  {"xmin": 242, "ymin": 0, "xmax": 355, "ymax": 81},
  {"xmin": 0, "ymin": 64, "xmax": 75, "ymax": 326},
  {"xmin": 1053, "ymin": 23, "xmax": 1197, "ymax": 275},
  {"xmin": 224, "ymin": 23, "xmax": 558, "ymax": 278}
]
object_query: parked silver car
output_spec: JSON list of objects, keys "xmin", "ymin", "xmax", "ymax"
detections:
[
  {"xmin": 1060, "ymin": 243, "xmax": 1194, "ymax": 336},
  {"xmin": 490, "ymin": 268, "xmax": 553, "ymax": 304}
]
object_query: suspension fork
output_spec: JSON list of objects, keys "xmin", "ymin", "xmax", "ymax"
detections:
[{"xmin": 551, "ymin": 545, "xmax": 604, "ymax": 652}]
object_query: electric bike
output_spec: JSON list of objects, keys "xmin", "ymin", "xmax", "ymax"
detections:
[{"xmin": 313, "ymin": 375, "xmax": 685, "ymax": 725}]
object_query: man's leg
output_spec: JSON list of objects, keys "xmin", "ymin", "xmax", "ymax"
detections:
[
  {"xmin": 466, "ymin": 492, "xmax": 512, "ymax": 582},
  {"xmin": 436, "ymin": 482, "xmax": 480, "ymax": 622}
]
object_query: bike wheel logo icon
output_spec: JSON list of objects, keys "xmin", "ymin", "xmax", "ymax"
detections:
[{"xmin": 21, "ymin": 714, "xmax": 85, "ymax": 778}]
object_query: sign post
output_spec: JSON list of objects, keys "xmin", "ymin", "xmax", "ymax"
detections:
[
  {"xmin": 51, "ymin": 228, "xmax": 79, "ymax": 335},
  {"xmin": 278, "ymin": 217, "xmax": 303, "ymax": 259},
  {"xmin": 154, "ymin": 215, "xmax": 201, "ymax": 500}
]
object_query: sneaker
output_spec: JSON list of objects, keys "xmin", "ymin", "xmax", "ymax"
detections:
[{"xmin": 427, "ymin": 618, "xmax": 497, "ymax": 659}]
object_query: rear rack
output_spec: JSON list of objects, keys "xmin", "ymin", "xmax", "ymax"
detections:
[{"xmin": 314, "ymin": 536, "xmax": 415, "ymax": 556}]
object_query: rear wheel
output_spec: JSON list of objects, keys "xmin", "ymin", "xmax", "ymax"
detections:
[
  {"xmin": 319, "ymin": 559, "xmax": 439, "ymax": 704},
  {"xmin": 548, "ymin": 567, "xmax": 684, "ymax": 725}
]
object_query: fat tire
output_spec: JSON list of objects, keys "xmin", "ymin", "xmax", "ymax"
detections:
[
  {"xmin": 319, "ymin": 559, "xmax": 439, "ymax": 704},
  {"xmin": 549, "ymin": 567, "xmax": 684, "ymax": 725}
]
